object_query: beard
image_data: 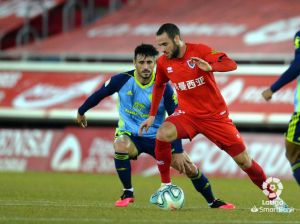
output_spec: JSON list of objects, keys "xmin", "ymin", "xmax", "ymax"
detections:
[
  {"xmin": 169, "ymin": 46, "xmax": 180, "ymax": 59},
  {"xmin": 169, "ymin": 42, "xmax": 180, "ymax": 59},
  {"xmin": 140, "ymin": 70, "xmax": 151, "ymax": 79}
]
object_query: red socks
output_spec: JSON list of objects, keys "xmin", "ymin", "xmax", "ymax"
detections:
[
  {"xmin": 155, "ymin": 139, "xmax": 172, "ymax": 183},
  {"xmin": 243, "ymin": 160, "xmax": 266, "ymax": 189}
]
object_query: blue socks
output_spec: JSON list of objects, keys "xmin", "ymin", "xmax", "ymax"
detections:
[
  {"xmin": 292, "ymin": 160, "xmax": 300, "ymax": 186},
  {"xmin": 190, "ymin": 169, "xmax": 215, "ymax": 204},
  {"xmin": 114, "ymin": 152, "xmax": 132, "ymax": 189}
]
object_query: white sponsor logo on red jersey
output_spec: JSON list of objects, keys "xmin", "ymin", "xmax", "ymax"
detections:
[{"xmin": 167, "ymin": 67, "xmax": 173, "ymax": 73}]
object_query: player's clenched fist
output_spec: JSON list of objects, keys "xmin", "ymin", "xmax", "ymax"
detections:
[
  {"xmin": 261, "ymin": 88, "xmax": 274, "ymax": 101},
  {"xmin": 77, "ymin": 113, "xmax": 87, "ymax": 128}
]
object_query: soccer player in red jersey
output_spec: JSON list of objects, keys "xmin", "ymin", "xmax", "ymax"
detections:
[{"xmin": 139, "ymin": 23, "xmax": 289, "ymax": 211}]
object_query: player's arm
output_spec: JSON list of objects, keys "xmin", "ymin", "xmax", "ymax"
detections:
[
  {"xmin": 138, "ymin": 61, "xmax": 169, "ymax": 135},
  {"xmin": 77, "ymin": 74, "xmax": 128, "ymax": 127},
  {"xmin": 192, "ymin": 44, "xmax": 237, "ymax": 72},
  {"xmin": 262, "ymin": 35, "xmax": 300, "ymax": 101},
  {"xmin": 262, "ymin": 60, "xmax": 300, "ymax": 101},
  {"xmin": 163, "ymin": 83, "xmax": 178, "ymax": 115},
  {"xmin": 270, "ymin": 51, "xmax": 300, "ymax": 92},
  {"xmin": 150, "ymin": 61, "xmax": 170, "ymax": 116}
]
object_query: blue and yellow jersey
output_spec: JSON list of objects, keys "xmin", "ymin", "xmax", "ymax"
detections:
[
  {"xmin": 271, "ymin": 30, "xmax": 300, "ymax": 112},
  {"xmin": 78, "ymin": 70, "xmax": 177, "ymax": 138}
]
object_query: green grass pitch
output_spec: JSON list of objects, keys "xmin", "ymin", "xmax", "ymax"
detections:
[{"xmin": 0, "ymin": 172, "xmax": 299, "ymax": 224}]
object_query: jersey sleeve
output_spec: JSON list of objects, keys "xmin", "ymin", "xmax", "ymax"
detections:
[
  {"xmin": 199, "ymin": 44, "xmax": 237, "ymax": 72},
  {"xmin": 270, "ymin": 32, "xmax": 300, "ymax": 92},
  {"xmin": 78, "ymin": 73, "xmax": 130, "ymax": 115},
  {"xmin": 163, "ymin": 83, "xmax": 178, "ymax": 115},
  {"xmin": 149, "ymin": 59, "xmax": 170, "ymax": 116}
]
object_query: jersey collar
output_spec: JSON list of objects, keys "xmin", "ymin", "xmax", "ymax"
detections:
[{"xmin": 134, "ymin": 70, "xmax": 155, "ymax": 89}]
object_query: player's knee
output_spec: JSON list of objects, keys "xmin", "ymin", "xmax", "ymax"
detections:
[
  {"xmin": 285, "ymin": 140, "xmax": 300, "ymax": 164},
  {"xmin": 156, "ymin": 122, "xmax": 177, "ymax": 142},
  {"xmin": 113, "ymin": 137, "xmax": 131, "ymax": 153}
]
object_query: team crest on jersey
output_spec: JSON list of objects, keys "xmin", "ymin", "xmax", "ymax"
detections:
[
  {"xmin": 186, "ymin": 60, "xmax": 196, "ymax": 69},
  {"xmin": 126, "ymin": 90, "xmax": 133, "ymax": 96},
  {"xmin": 167, "ymin": 67, "xmax": 173, "ymax": 73}
]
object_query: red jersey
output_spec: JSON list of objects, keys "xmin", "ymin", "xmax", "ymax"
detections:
[{"xmin": 150, "ymin": 43, "xmax": 237, "ymax": 118}]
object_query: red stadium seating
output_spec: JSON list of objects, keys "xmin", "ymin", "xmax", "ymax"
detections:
[
  {"xmin": 4, "ymin": 0, "xmax": 300, "ymax": 61},
  {"xmin": 0, "ymin": 0, "xmax": 67, "ymax": 49},
  {"xmin": 0, "ymin": 0, "xmax": 128, "ymax": 50}
]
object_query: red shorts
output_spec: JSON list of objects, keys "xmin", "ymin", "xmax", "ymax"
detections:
[{"xmin": 165, "ymin": 111, "xmax": 246, "ymax": 157}]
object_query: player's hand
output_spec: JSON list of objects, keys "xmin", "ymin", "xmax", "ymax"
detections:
[
  {"xmin": 172, "ymin": 153, "xmax": 192, "ymax": 175},
  {"xmin": 138, "ymin": 116, "xmax": 155, "ymax": 136},
  {"xmin": 77, "ymin": 113, "xmax": 87, "ymax": 128},
  {"xmin": 261, "ymin": 88, "xmax": 273, "ymax": 101},
  {"xmin": 190, "ymin": 57, "xmax": 212, "ymax": 72},
  {"xmin": 172, "ymin": 153, "xmax": 186, "ymax": 174}
]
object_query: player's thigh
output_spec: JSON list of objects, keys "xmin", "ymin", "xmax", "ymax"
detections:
[
  {"xmin": 113, "ymin": 135, "xmax": 138, "ymax": 158},
  {"xmin": 165, "ymin": 113, "xmax": 198, "ymax": 140},
  {"xmin": 129, "ymin": 136, "xmax": 156, "ymax": 158},
  {"xmin": 285, "ymin": 139, "xmax": 300, "ymax": 164},
  {"xmin": 200, "ymin": 118, "xmax": 246, "ymax": 158}
]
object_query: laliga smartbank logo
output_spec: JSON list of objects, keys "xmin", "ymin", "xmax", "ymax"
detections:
[
  {"xmin": 262, "ymin": 177, "xmax": 283, "ymax": 199},
  {"xmin": 250, "ymin": 177, "xmax": 295, "ymax": 213}
]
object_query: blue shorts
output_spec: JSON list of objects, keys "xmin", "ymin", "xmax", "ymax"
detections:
[
  {"xmin": 115, "ymin": 132, "xmax": 183, "ymax": 159},
  {"xmin": 286, "ymin": 112, "xmax": 300, "ymax": 144},
  {"xmin": 128, "ymin": 135, "xmax": 156, "ymax": 159}
]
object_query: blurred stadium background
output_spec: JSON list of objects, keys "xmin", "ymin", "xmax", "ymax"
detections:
[{"xmin": 0, "ymin": 0, "xmax": 299, "ymax": 222}]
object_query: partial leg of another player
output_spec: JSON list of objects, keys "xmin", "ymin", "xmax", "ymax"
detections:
[
  {"xmin": 113, "ymin": 135, "xmax": 137, "ymax": 207},
  {"xmin": 285, "ymin": 139, "xmax": 300, "ymax": 185},
  {"xmin": 285, "ymin": 112, "xmax": 300, "ymax": 185}
]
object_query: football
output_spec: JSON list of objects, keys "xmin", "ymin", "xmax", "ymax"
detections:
[{"xmin": 151, "ymin": 184, "xmax": 185, "ymax": 210}]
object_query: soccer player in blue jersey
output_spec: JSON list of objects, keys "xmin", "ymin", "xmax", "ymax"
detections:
[
  {"xmin": 77, "ymin": 44, "xmax": 234, "ymax": 208},
  {"xmin": 262, "ymin": 30, "xmax": 300, "ymax": 186}
]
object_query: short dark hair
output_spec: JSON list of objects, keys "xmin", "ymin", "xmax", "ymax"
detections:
[
  {"xmin": 134, "ymin": 44, "xmax": 158, "ymax": 59},
  {"xmin": 156, "ymin": 23, "xmax": 180, "ymax": 39}
]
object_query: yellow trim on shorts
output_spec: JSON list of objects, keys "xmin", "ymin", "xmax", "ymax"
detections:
[{"xmin": 286, "ymin": 113, "xmax": 300, "ymax": 143}]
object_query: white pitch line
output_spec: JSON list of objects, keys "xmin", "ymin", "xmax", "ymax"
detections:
[{"xmin": 0, "ymin": 200, "xmax": 299, "ymax": 211}]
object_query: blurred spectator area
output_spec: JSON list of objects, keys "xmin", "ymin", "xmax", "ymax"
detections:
[
  {"xmin": 0, "ymin": 0, "xmax": 299, "ymax": 130},
  {"xmin": 0, "ymin": 0, "xmax": 299, "ymax": 63},
  {"xmin": 0, "ymin": 0, "xmax": 128, "ymax": 50}
]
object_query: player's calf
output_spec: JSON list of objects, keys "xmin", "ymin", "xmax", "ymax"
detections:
[{"xmin": 233, "ymin": 150, "xmax": 252, "ymax": 169}]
